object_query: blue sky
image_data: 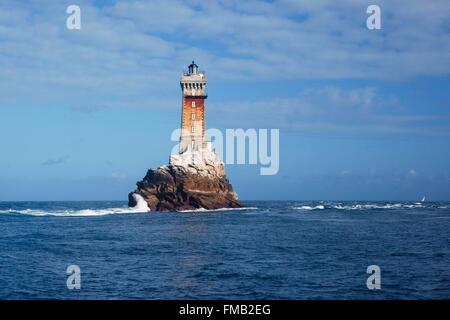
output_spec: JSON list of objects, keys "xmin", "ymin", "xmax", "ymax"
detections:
[{"xmin": 0, "ymin": 0, "xmax": 449, "ymax": 201}]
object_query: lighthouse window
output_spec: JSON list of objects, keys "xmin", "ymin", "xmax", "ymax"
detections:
[
  {"xmin": 191, "ymin": 127, "xmax": 195, "ymax": 133},
  {"xmin": 192, "ymin": 101, "xmax": 196, "ymax": 108},
  {"xmin": 192, "ymin": 113, "xmax": 195, "ymax": 120}
]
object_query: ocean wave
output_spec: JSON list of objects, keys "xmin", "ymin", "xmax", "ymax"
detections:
[
  {"xmin": 0, "ymin": 200, "xmax": 257, "ymax": 217},
  {"xmin": 1, "ymin": 200, "xmax": 448, "ymax": 217},
  {"xmin": 178, "ymin": 207, "xmax": 258, "ymax": 213},
  {"xmin": 293, "ymin": 205, "xmax": 325, "ymax": 211},
  {"xmin": 333, "ymin": 203, "xmax": 423, "ymax": 210},
  {"xmin": 0, "ymin": 208, "xmax": 142, "ymax": 217},
  {"xmin": 0, "ymin": 194, "xmax": 150, "ymax": 217},
  {"xmin": 291, "ymin": 202, "xmax": 441, "ymax": 211}
]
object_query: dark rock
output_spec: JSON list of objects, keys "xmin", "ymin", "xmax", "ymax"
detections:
[{"xmin": 128, "ymin": 164, "xmax": 243, "ymax": 211}]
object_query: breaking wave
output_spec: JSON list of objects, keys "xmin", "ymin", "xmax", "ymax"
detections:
[
  {"xmin": 178, "ymin": 207, "xmax": 258, "ymax": 213},
  {"xmin": 293, "ymin": 205, "xmax": 325, "ymax": 211},
  {"xmin": 291, "ymin": 202, "xmax": 445, "ymax": 211},
  {"xmin": 332, "ymin": 203, "xmax": 423, "ymax": 210},
  {"xmin": 0, "ymin": 194, "xmax": 150, "ymax": 217}
]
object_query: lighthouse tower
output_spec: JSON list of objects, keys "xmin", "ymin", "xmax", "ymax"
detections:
[
  {"xmin": 179, "ymin": 61, "xmax": 207, "ymax": 154},
  {"xmin": 170, "ymin": 61, "xmax": 223, "ymax": 171}
]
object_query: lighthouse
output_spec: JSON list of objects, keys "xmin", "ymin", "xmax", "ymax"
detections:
[
  {"xmin": 129, "ymin": 61, "xmax": 243, "ymax": 210},
  {"xmin": 170, "ymin": 61, "xmax": 223, "ymax": 171}
]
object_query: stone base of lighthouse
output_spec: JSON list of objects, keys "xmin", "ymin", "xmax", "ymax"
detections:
[
  {"xmin": 170, "ymin": 141, "xmax": 224, "ymax": 175},
  {"xmin": 129, "ymin": 143, "xmax": 243, "ymax": 211},
  {"xmin": 128, "ymin": 164, "xmax": 242, "ymax": 212}
]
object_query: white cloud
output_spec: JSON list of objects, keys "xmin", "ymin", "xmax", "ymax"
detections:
[
  {"xmin": 0, "ymin": 0, "xmax": 448, "ymax": 112},
  {"xmin": 209, "ymin": 86, "xmax": 450, "ymax": 135}
]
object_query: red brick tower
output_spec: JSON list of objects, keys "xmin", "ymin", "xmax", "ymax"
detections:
[
  {"xmin": 179, "ymin": 61, "xmax": 207, "ymax": 154},
  {"xmin": 170, "ymin": 61, "xmax": 223, "ymax": 171}
]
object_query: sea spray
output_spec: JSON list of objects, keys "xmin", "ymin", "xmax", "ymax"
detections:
[{"xmin": 130, "ymin": 193, "xmax": 150, "ymax": 212}]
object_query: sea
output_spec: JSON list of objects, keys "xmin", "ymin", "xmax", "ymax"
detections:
[{"xmin": 0, "ymin": 200, "xmax": 449, "ymax": 299}]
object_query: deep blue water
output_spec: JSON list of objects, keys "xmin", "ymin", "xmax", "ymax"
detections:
[{"xmin": 0, "ymin": 201, "xmax": 449, "ymax": 299}]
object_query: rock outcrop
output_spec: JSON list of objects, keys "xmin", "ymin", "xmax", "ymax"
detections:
[{"xmin": 128, "ymin": 163, "xmax": 243, "ymax": 211}]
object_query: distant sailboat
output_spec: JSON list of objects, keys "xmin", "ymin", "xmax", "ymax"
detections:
[{"xmin": 421, "ymin": 196, "xmax": 426, "ymax": 202}]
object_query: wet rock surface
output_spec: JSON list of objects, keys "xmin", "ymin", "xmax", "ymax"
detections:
[{"xmin": 128, "ymin": 164, "xmax": 243, "ymax": 211}]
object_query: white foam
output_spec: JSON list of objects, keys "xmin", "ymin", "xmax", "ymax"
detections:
[
  {"xmin": 290, "ymin": 202, "xmax": 433, "ymax": 211},
  {"xmin": 333, "ymin": 203, "xmax": 423, "ymax": 210},
  {"xmin": 178, "ymin": 207, "xmax": 258, "ymax": 213},
  {"xmin": 293, "ymin": 205, "xmax": 325, "ymax": 211},
  {"xmin": 0, "ymin": 194, "xmax": 151, "ymax": 217},
  {"xmin": 130, "ymin": 193, "xmax": 150, "ymax": 212}
]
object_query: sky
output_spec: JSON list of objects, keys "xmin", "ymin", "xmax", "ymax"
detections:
[{"xmin": 0, "ymin": 0, "xmax": 449, "ymax": 201}]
